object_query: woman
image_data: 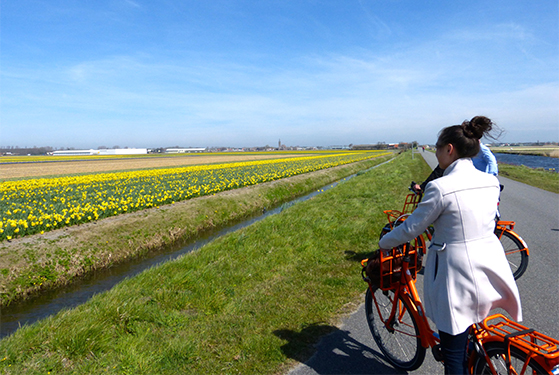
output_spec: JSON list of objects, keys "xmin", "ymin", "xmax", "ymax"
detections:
[{"xmin": 378, "ymin": 116, "xmax": 522, "ymax": 375}]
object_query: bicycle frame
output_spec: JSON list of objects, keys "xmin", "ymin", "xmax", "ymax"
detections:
[
  {"xmin": 364, "ymin": 243, "xmax": 558, "ymax": 374},
  {"xmin": 381, "ymin": 269, "xmax": 439, "ymax": 350},
  {"xmin": 366, "ymin": 245, "xmax": 439, "ymax": 351}
]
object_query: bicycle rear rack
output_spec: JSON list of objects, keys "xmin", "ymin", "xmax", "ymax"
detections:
[
  {"xmin": 496, "ymin": 220, "xmax": 516, "ymax": 231},
  {"xmin": 383, "ymin": 193, "xmax": 422, "ymax": 226},
  {"xmin": 481, "ymin": 314, "xmax": 559, "ymax": 361},
  {"xmin": 401, "ymin": 193, "xmax": 421, "ymax": 214}
]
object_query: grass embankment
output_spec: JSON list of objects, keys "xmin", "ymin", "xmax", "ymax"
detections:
[
  {"xmin": 0, "ymin": 154, "xmax": 391, "ymax": 307},
  {"xmin": 499, "ymin": 163, "xmax": 559, "ymax": 194},
  {"xmin": 492, "ymin": 147, "xmax": 559, "ymax": 158},
  {"xmin": 0, "ymin": 153, "xmax": 431, "ymax": 374}
]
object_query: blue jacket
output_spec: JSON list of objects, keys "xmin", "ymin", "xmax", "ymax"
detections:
[{"xmin": 472, "ymin": 143, "xmax": 498, "ymax": 176}]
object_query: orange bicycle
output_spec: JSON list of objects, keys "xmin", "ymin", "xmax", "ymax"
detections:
[
  {"xmin": 361, "ymin": 242, "xmax": 559, "ymax": 374},
  {"xmin": 494, "ymin": 220, "xmax": 529, "ymax": 280},
  {"xmin": 379, "ymin": 183, "xmax": 530, "ymax": 279}
]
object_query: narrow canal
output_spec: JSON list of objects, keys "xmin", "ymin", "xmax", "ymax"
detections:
[
  {"xmin": 494, "ymin": 152, "xmax": 558, "ymax": 172},
  {"xmin": 0, "ymin": 161, "xmax": 392, "ymax": 339}
]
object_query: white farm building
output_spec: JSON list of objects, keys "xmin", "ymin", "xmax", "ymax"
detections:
[
  {"xmin": 165, "ymin": 147, "xmax": 206, "ymax": 153},
  {"xmin": 51, "ymin": 148, "xmax": 148, "ymax": 156}
]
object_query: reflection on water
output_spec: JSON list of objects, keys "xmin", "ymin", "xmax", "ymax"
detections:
[{"xmin": 495, "ymin": 153, "xmax": 558, "ymax": 172}]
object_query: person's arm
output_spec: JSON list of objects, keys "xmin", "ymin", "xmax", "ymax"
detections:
[
  {"xmin": 379, "ymin": 182, "xmax": 444, "ymax": 249},
  {"xmin": 479, "ymin": 144, "xmax": 498, "ymax": 176},
  {"xmin": 418, "ymin": 165, "xmax": 445, "ymax": 192}
]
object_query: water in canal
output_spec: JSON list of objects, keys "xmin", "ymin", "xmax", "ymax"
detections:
[{"xmin": 495, "ymin": 152, "xmax": 558, "ymax": 172}]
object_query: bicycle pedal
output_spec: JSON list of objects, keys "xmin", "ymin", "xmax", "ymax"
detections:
[{"xmin": 432, "ymin": 344, "xmax": 444, "ymax": 362}]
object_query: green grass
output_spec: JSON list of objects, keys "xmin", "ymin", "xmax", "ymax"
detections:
[
  {"xmin": 492, "ymin": 147, "xmax": 559, "ymax": 157},
  {"xmin": 499, "ymin": 163, "xmax": 559, "ymax": 193},
  {"xmin": 0, "ymin": 152, "xmax": 431, "ymax": 374},
  {"xmin": 0, "ymin": 154, "xmax": 392, "ymax": 307}
]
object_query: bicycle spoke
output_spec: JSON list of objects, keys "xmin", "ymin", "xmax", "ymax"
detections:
[
  {"xmin": 365, "ymin": 287, "xmax": 426, "ymax": 370},
  {"xmin": 472, "ymin": 342, "xmax": 548, "ymax": 375}
]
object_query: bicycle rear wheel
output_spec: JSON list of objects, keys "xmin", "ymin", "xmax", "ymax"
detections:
[
  {"xmin": 470, "ymin": 341, "xmax": 547, "ymax": 374},
  {"xmin": 495, "ymin": 229, "xmax": 529, "ymax": 280},
  {"xmin": 365, "ymin": 287, "xmax": 426, "ymax": 370}
]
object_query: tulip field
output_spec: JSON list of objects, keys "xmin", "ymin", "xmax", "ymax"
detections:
[{"xmin": 1, "ymin": 151, "xmax": 388, "ymax": 241}]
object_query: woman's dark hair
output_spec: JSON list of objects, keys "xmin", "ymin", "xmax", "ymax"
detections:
[{"xmin": 437, "ymin": 116, "xmax": 497, "ymax": 158}]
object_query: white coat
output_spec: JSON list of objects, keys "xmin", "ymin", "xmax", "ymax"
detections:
[{"xmin": 378, "ymin": 158, "xmax": 522, "ymax": 335}]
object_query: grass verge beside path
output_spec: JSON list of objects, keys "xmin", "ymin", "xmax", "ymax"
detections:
[
  {"xmin": 0, "ymin": 153, "xmax": 431, "ymax": 374},
  {"xmin": 0, "ymin": 154, "xmax": 391, "ymax": 307},
  {"xmin": 498, "ymin": 163, "xmax": 559, "ymax": 193}
]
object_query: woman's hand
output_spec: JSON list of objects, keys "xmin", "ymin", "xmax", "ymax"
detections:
[{"xmin": 378, "ymin": 248, "xmax": 392, "ymax": 257}]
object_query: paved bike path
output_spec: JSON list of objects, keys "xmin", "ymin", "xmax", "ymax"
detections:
[{"xmin": 286, "ymin": 150, "xmax": 558, "ymax": 375}]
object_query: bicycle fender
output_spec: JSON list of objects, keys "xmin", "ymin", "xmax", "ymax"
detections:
[
  {"xmin": 514, "ymin": 233, "xmax": 529, "ymax": 255},
  {"xmin": 467, "ymin": 336, "xmax": 504, "ymax": 372}
]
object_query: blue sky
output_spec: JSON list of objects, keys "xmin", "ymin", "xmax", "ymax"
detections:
[{"xmin": 1, "ymin": 0, "xmax": 557, "ymax": 149}]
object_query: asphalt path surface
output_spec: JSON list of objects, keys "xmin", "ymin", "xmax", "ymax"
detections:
[{"xmin": 286, "ymin": 150, "xmax": 559, "ymax": 375}]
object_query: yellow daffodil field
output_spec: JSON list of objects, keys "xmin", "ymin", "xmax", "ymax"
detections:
[{"xmin": 1, "ymin": 151, "xmax": 387, "ymax": 241}]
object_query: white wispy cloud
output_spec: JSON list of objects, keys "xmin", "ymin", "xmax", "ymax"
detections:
[
  {"xmin": 1, "ymin": 2, "xmax": 556, "ymax": 149},
  {"xmin": 123, "ymin": 0, "xmax": 142, "ymax": 8}
]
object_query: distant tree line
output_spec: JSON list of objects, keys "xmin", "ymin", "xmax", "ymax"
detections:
[
  {"xmin": 0, "ymin": 145, "xmax": 130, "ymax": 156},
  {"xmin": 0, "ymin": 146, "xmax": 55, "ymax": 156},
  {"xmin": 351, "ymin": 141, "xmax": 419, "ymax": 150}
]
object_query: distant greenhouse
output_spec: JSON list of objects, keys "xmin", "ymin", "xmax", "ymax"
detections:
[
  {"xmin": 51, "ymin": 148, "xmax": 148, "ymax": 156},
  {"xmin": 50, "ymin": 149, "xmax": 99, "ymax": 156},
  {"xmin": 165, "ymin": 147, "xmax": 207, "ymax": 153}
]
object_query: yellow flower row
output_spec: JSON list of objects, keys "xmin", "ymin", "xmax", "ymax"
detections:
[{"xmin": 1, "ymin": 152, "xmax": 388, "ymax": 241}]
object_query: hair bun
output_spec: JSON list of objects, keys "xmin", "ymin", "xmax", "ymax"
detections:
[{"xmin": 462, "ymin": 116, "xmax": 493, "ymax": 139}]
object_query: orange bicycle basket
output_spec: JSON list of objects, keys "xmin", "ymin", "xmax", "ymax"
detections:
[{"xmin": 361, "ymin": 244, "xmax": 422, "ymax": 291}]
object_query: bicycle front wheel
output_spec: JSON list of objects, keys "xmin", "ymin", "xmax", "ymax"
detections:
[
  {"xmin": 495, "ymin": 229, "xmax": 529, "ymax": 280},
  {"xmin": 470, "ymin": 341, "xmax": 547, "ymax": 374},
  {"xmin": 365, "ymin": 287, "xmax": 426, "ymax": 371}
]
